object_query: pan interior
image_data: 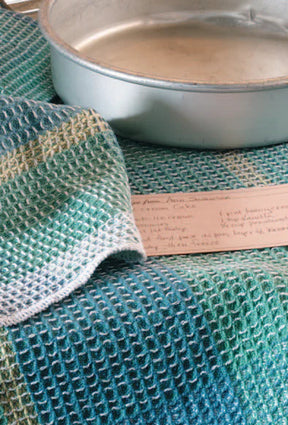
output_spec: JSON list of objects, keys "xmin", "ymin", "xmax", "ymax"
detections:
[{"xmin": 75, "ymin": 12, "xmax": 288, "ymax": 85}]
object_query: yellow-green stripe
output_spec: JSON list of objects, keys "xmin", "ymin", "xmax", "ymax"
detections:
[{"xmin": 0, "ymin": 109, "xmax": 110, "ymax": 184}]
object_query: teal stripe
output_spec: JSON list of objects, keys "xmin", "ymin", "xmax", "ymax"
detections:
[
  {"xmin": 0, "ymin": 406, "xmax": 7, "ymax": 425},
  {"xmin": 0, "ymin": 97, "xmax": 81, "ymax": 156},
  {"xmin": 159, "ymin": 251, "xmax": 288, "ymax": 424},
  {"xmin": 120, "ymin": 139, "xmax": 288, "ymax": 195},
  {"xmin": 0, "ymin": 327, "xmax": 39, "ymax": 425},
  {"xmin": 0, "ymin": 131, "xmax": 130, "ymax": 281},
  {"xmin": 8, "ymin": 260, "xmax": 247, "ymax": 425},
  {"xmin": 0, "ymin": 9, "xmax": 55, "ymax": 100}
]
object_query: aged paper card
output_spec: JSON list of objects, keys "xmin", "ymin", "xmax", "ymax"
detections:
[{"xmin": 132, "ymin": 184, "xmax": 288, "ymax": 256}]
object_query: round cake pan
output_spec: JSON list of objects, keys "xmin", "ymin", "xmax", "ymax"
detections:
[{"xmin": 40, "ymin": 0, "xmax": 288, "ymax": 149}]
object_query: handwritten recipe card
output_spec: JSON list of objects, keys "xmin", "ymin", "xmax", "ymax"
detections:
[{"xmin": 132, "ymin": 184, "xmax": 288, "ymax": 256}]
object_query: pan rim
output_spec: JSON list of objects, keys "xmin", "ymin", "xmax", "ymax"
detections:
[{"xmin": 39, "ymin": 0, "xmax": 288, "ymax": 93}]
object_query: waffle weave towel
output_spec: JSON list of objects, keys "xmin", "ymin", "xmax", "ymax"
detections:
[
  {"xmin": 0, "ymin": 8, "xmax": 54, "ymax": 100},
  {"xmin": 0, "ymin": 96, "xmax": 145, "ymax": 326},
  {"xmin": 1, "ymin": 7, "xmax": 288, "ymax": 425},
  {"xmin": 0, "ymin": 9, "xmax": 144, "ymax": 326}
]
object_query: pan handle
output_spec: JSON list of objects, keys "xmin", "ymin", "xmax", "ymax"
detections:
[{"xmin": 0, "ymin": 0, "xmax": 39, "ymax": 18}]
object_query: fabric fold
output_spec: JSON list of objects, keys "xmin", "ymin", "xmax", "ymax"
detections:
[
  {"xmin": 0, "ymin": 96, "xmax": 145, "ymax": 326},
  {"xmin": 1, "ymin": 6, "xmax": 288, "ymax": 425}
]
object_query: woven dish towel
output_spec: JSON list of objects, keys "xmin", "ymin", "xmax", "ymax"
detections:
[
  {"xmin": 0, "ymin": 7, "xmax": 54, "ymax": 100},
  {"xmin": 0, "ymin": 8, "xmax": 145, "ymax": 326},
  {"xmin": 1, "ymin": 7, "xmax": 288, "ymax": 425}
]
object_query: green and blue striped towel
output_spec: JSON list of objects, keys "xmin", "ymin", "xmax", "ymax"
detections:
[{"xmin": 1, "ymin": 7, "xmax": 288, "ymax": 425}]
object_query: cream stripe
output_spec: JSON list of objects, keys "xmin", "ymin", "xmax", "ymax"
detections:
[{"xmin": 218, "ymin": 151, "xmax": 273, "ymax": 186}]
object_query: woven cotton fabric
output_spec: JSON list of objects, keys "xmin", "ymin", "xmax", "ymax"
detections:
[
  {"xmin": 5, "ymin": 260, "xmax": 247, "ymax": 425},
  {"xmin": 1, "ymin": 7, "xmax": 288, "ymax": 425},
  {"xmin": 0, "ymin": 8, "xmax": 55, "ymax": 100},
  {"xmin": 0, "ymin": 96, "xmax": 144, "ymax": 326},
  {"xmin": 119, "ymin": 139, "xmax": 288, "ymax": 425}
]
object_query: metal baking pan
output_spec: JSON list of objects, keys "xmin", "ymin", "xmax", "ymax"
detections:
[
  {"xmin": 39, "ymin": 0, "xmax": 288, "ymax": 149},
  {"xmin": 2, "ymin": 0, "xmax": 40, "ymax": 18}
]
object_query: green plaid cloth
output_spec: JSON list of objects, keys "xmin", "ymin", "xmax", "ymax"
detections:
[{"xmin": 1, "ymin": 7, "xmax": 288, "ymax": 425}]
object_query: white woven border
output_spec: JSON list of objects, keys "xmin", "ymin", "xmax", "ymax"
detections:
[{"xmin": 0, "ymin": 212, "xmax": 146, "ymax": 326}]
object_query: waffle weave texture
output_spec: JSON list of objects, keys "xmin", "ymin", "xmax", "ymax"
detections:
[
  {"xmin": 1, "ymin": 7, "xmax": 288, "ymax": 425},
  {"xmin": 0, "ymin": 8, "xmax": 55, "ymax": 100},
  {"xmin": 0, "ymin": 95, "xmax": 145, "ymax": 326}
]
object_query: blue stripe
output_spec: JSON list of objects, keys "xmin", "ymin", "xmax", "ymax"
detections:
[{"xmin": 8, "ymin": 260, "xmax": 247, "ymax": 425}]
